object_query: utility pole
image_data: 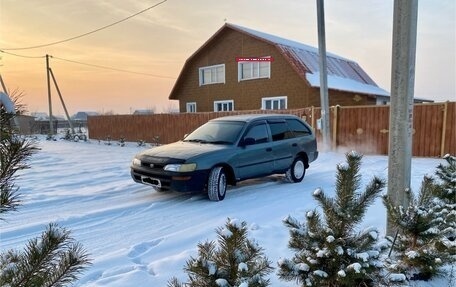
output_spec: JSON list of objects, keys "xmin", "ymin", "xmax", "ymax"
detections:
[
  {"xmin": 0, "ymin": 74, "xmax": 8, "ymax": 94},
  {"xmin": 49, "ymin": 68, "xmax": 75, "ymax": 134},
  {"xmin": 46, "ymin": 54, "xmax": 54, "ymax": 136},
  {"xmin": 387, "ymin": 0, "xmax": 419, "ymax": 235},
  {"xmin": 316, "ymin": 0, "xmax": 331, "ymax": 149}
]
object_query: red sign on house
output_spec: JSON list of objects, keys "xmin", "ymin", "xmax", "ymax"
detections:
[{"xmin": 235, "ymin": 57, "xmax": 274, "ymax": 62}]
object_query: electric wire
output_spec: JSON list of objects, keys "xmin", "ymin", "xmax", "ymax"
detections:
[
  {"xmin": 0, "ymin": 0, "xmax": 168, "ymax": 51},
  {"xmin": 0, "ymin": 50, "xmax": 176, "ymax": 79},
  {"xmin": 0, "ymin": 50, "xmax": 45, "ymax": 59},
  {"xmin": 51, "ymin": 55, "xmax": 176, "ymax": 79}
]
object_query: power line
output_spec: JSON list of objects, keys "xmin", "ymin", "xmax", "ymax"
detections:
[
  {"xmin": 0, "ymin": 50, "xmax": 45, "ymax": 59},
  {"xmin": 0, "ymin": 50, "xmax": 176, "ymax": 79},
  {"xmin": 51, "ymin": 55, "xmax": 176, "ymax": 79},
  {"xmin": 0, "ymin": 0, "xmax": 168, "ymax": 51}
]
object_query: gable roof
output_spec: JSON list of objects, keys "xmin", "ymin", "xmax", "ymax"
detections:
[
  {"xmin": 169, "ymin": 23, "xmax": 389, "ymax": 100},
  {"xmin": 228, "ymin": 24, "xmax": 389, "ymax": 97}
]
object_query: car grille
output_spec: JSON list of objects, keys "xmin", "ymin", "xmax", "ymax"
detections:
[
  {"xmin": 141, "ymin": 161, "xmax": 165, "ymax": 169},
  {"xmin": 140, "ymin": 156, "xmax": 183, "ymax": 170},
  {"xmin": 132, "ymin": 156, "xmax": 185, "ymax": 190}
]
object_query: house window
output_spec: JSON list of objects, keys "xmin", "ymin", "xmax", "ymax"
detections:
[
  {"xmin": 214, "ymin": 100, "xmax": 234, "ymax": 112},
  {"xmin": 199, "ymin": 64, "xmax": 225, "ymax": 85},
  {"xmin": 186, "ymin": 102, "xmax": 197, "ymax": 113},
  {"xmin": 262, "ymin": 96, "xmax": 287, "ymax": 110},
  {"xmin": 238, "ymin": 57, "xmax": 271, "ymax": 81}
]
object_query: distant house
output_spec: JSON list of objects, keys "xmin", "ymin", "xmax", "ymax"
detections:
[
  {"xmin": 72, "ymin": 111, "xmax": 99, "ymax": 121},
  {"xmin": 169, "ymin": 23, "xmax": 391, "ymax": 113},
  {"xmin": 133, "ymin": 109, "xmax": 154, "ymax": 115},
  {"xmin": 31, "ymin": 112, "xmax": 49, "ymax": 121},
  {"xmin": 0, "ymin": 92, "xmax": 34, "ymax": 134},
  {"xmin": 30, "ymin": 112, "xmax": 68, "ymax": 134}
]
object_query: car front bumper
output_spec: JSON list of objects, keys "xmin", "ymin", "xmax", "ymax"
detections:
[{"xmin": 130, "ymin": 166, "xmax": 210, "ymax": 193}]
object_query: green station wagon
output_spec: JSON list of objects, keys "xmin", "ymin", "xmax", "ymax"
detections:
[{"xmin": 130, "ymin": 114, "xmax": 318, "ymax": 201}]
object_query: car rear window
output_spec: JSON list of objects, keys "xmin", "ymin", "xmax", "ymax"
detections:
[
  {"xmin": 286, "ymin": 119, "xmax": 312, "ymax": 137},
  {"xmin": 269, "ymin": 121, "xmax": 294, "ymax": 141},
  {"xmin": 243, "ymin": 123, "xmax": 269, "ymax": 144}
]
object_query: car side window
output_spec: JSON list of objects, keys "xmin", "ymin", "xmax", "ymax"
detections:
[
  {"xmin": 269, "ymin": 121, "xmax": 293, "ymax": 141},
  {"xmin": 286, "ymin": 119, "xmax": 312, "ymax": 137},
  {"xmin": 243, "ymin": 123, "xmax": 269, "ymax": 144}
]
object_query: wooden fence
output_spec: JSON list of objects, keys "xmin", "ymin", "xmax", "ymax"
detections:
[{"xmin": 87, "ymin": 102, "xmax": 455, "ymax": 157}]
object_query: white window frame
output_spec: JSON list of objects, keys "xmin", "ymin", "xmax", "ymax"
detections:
[
  {"xmin": 261, "ymin": 96, "xmax": 287, "ymax": 110},
  {"xmin": 186, "ymin": 102, "xmax": 197, "ymax": 113},
  {"xmin": 213, "ymin": 100, "xmax": 234, "ymax": 112},
  {"xmin": 199, "ymin": 64, "xmax": 225, "ymax": 86},
  {"xmin": 238, "ymin": 57, "xmax": 271, "ymax": 81}
]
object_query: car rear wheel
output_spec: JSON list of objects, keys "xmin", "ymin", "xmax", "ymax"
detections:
[
  {"xmin": 208, "ymin": 166, "xmax": 227, "ymax": 201},
  {"xmin": 286, "ymin": 157, "xmax": 306, "ymax": 183}
]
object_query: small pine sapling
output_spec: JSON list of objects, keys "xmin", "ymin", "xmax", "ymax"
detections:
[
  {"xmin": 0, "ymin": 110, "xmax": 38, "ymax": 217},
  {"xmin": 435, "ymin": 154, "xmax": 456, "ymax": 203},
  {"xmin": 0, "ymin": 223, "xmax": 91, "ymax": 286},
  {"xmin": 434, "ymin": 154, "xmax": 456, "ymax": 252},
  {"xmin": 168, "ymin": 218, "xmax": 273, "ymax": 287},
  {"xmin": 383, "ymin": 176, "xmax": 451, "ymax": 281},
  {"xmin": 1, "ymin": 107, "xmax": 91, "ymax": 286},
  {"xmin": 278, "ymin": 151, "xmax": 386, "ymax": 287}
]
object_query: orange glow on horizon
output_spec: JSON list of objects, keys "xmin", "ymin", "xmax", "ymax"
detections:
[{"xmin": 1, "ymin": 1, "xmax": 454, "ymax": 115}]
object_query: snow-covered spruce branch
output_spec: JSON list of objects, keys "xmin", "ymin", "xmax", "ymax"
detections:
[{"xmin": 278, "ymin": 152, "xmax": 385, "ymax": 287}]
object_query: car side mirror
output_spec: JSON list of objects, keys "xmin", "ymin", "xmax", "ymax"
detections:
[{"xmin": 241, "ymin": 137, "xmax": 256, "ymax": 146}]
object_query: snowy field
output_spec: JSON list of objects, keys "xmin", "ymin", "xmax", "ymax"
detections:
[{"xmin": 0, "ymin": 137, "xmax": 452, "ymax": 286}]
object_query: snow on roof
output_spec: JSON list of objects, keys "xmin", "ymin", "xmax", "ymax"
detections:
[
  {"xmin": 31, "ymin": 112, "xmax": 49, "ymax": 121},
  {"xmin": 227, "ymin": 23, "xmax": 389, "ymax": 97},
  {"xmin": 72, "ymin": 111, "xmax": 99, "ymax": 120},
  {"xmin": 307, "ymin": 73, "xmax": 390, "ymax": 96},
  {"xmin": 133, "ymin": 109, "xmax": 154, "ymax": 115},
  {"xmin": 229, "ymin": 24, "xmax": 322, "ymax": 54}
]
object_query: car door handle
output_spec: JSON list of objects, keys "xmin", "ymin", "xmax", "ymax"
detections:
[
  {"xmin": 266, "ymin": 148, "xmax": 272, "ymax": 152},
  {"xmin": 292, "ymin": 143, "xmax": 298, "ymax": 147}
]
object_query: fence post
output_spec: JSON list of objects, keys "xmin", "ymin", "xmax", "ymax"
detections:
[
  {"xmin": 311, "ymin": 106, "xmax": 315, "ymax": 129},
  {"xmin": 440, "ymin": 101, "xmax": 448, "ymax": 157},
  {"xmin": 332, "ymin": 105, "xmax": 339, "ymax": 150}
]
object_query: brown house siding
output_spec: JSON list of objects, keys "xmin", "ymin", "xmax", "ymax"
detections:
[
  {"xmin": 328, "ymin": 91, "xmax": 376, "ymax": 106},
  {"xmin": 174, "ymin": 28, "xmax": 374, "ymax": 112}
]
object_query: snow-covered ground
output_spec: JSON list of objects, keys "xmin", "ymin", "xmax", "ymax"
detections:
[{"xmin": 0, "ymin": 137, "xmax": 452, "ymax": 286}]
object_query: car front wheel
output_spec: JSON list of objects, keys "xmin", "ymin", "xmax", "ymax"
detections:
[
  {"xmin": 286, "ymin": 157, "xmax": 306, "ymax": 183},
  {"xmin": 208, "ymin": 166, "xmax": 227, "ymax": 201},
  {"xmin": 152, "ymin": 186, "xmax": 167, "ymax": 192}
]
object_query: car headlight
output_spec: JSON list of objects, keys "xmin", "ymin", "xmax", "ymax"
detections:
[
  {"xmin": 164, "ymin": 163, "xmax": 197, "ymax": 172},
  {"xmin": 132, "ymin": 158, "xmax": 141, "ymax": 166}
]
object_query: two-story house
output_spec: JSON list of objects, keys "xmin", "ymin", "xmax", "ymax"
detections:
[{"xmin": 169, "ymin": 23, "xmax": 389, "ymax": 113}]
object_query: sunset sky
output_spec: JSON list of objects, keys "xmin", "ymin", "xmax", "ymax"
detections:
[{"xmin": 0, "ymin": 0, "xmax": 455, "ymax": 115}]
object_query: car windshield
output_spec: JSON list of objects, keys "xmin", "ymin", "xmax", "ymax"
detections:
[{"xmin": 183, "ymin": 121, "xmax": 245, "ymax": 144}]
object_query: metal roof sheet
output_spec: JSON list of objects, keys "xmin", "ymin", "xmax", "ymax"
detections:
[{"xmin": 228, "ymin": 23, "xmax": 389, "ymax": 96}]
